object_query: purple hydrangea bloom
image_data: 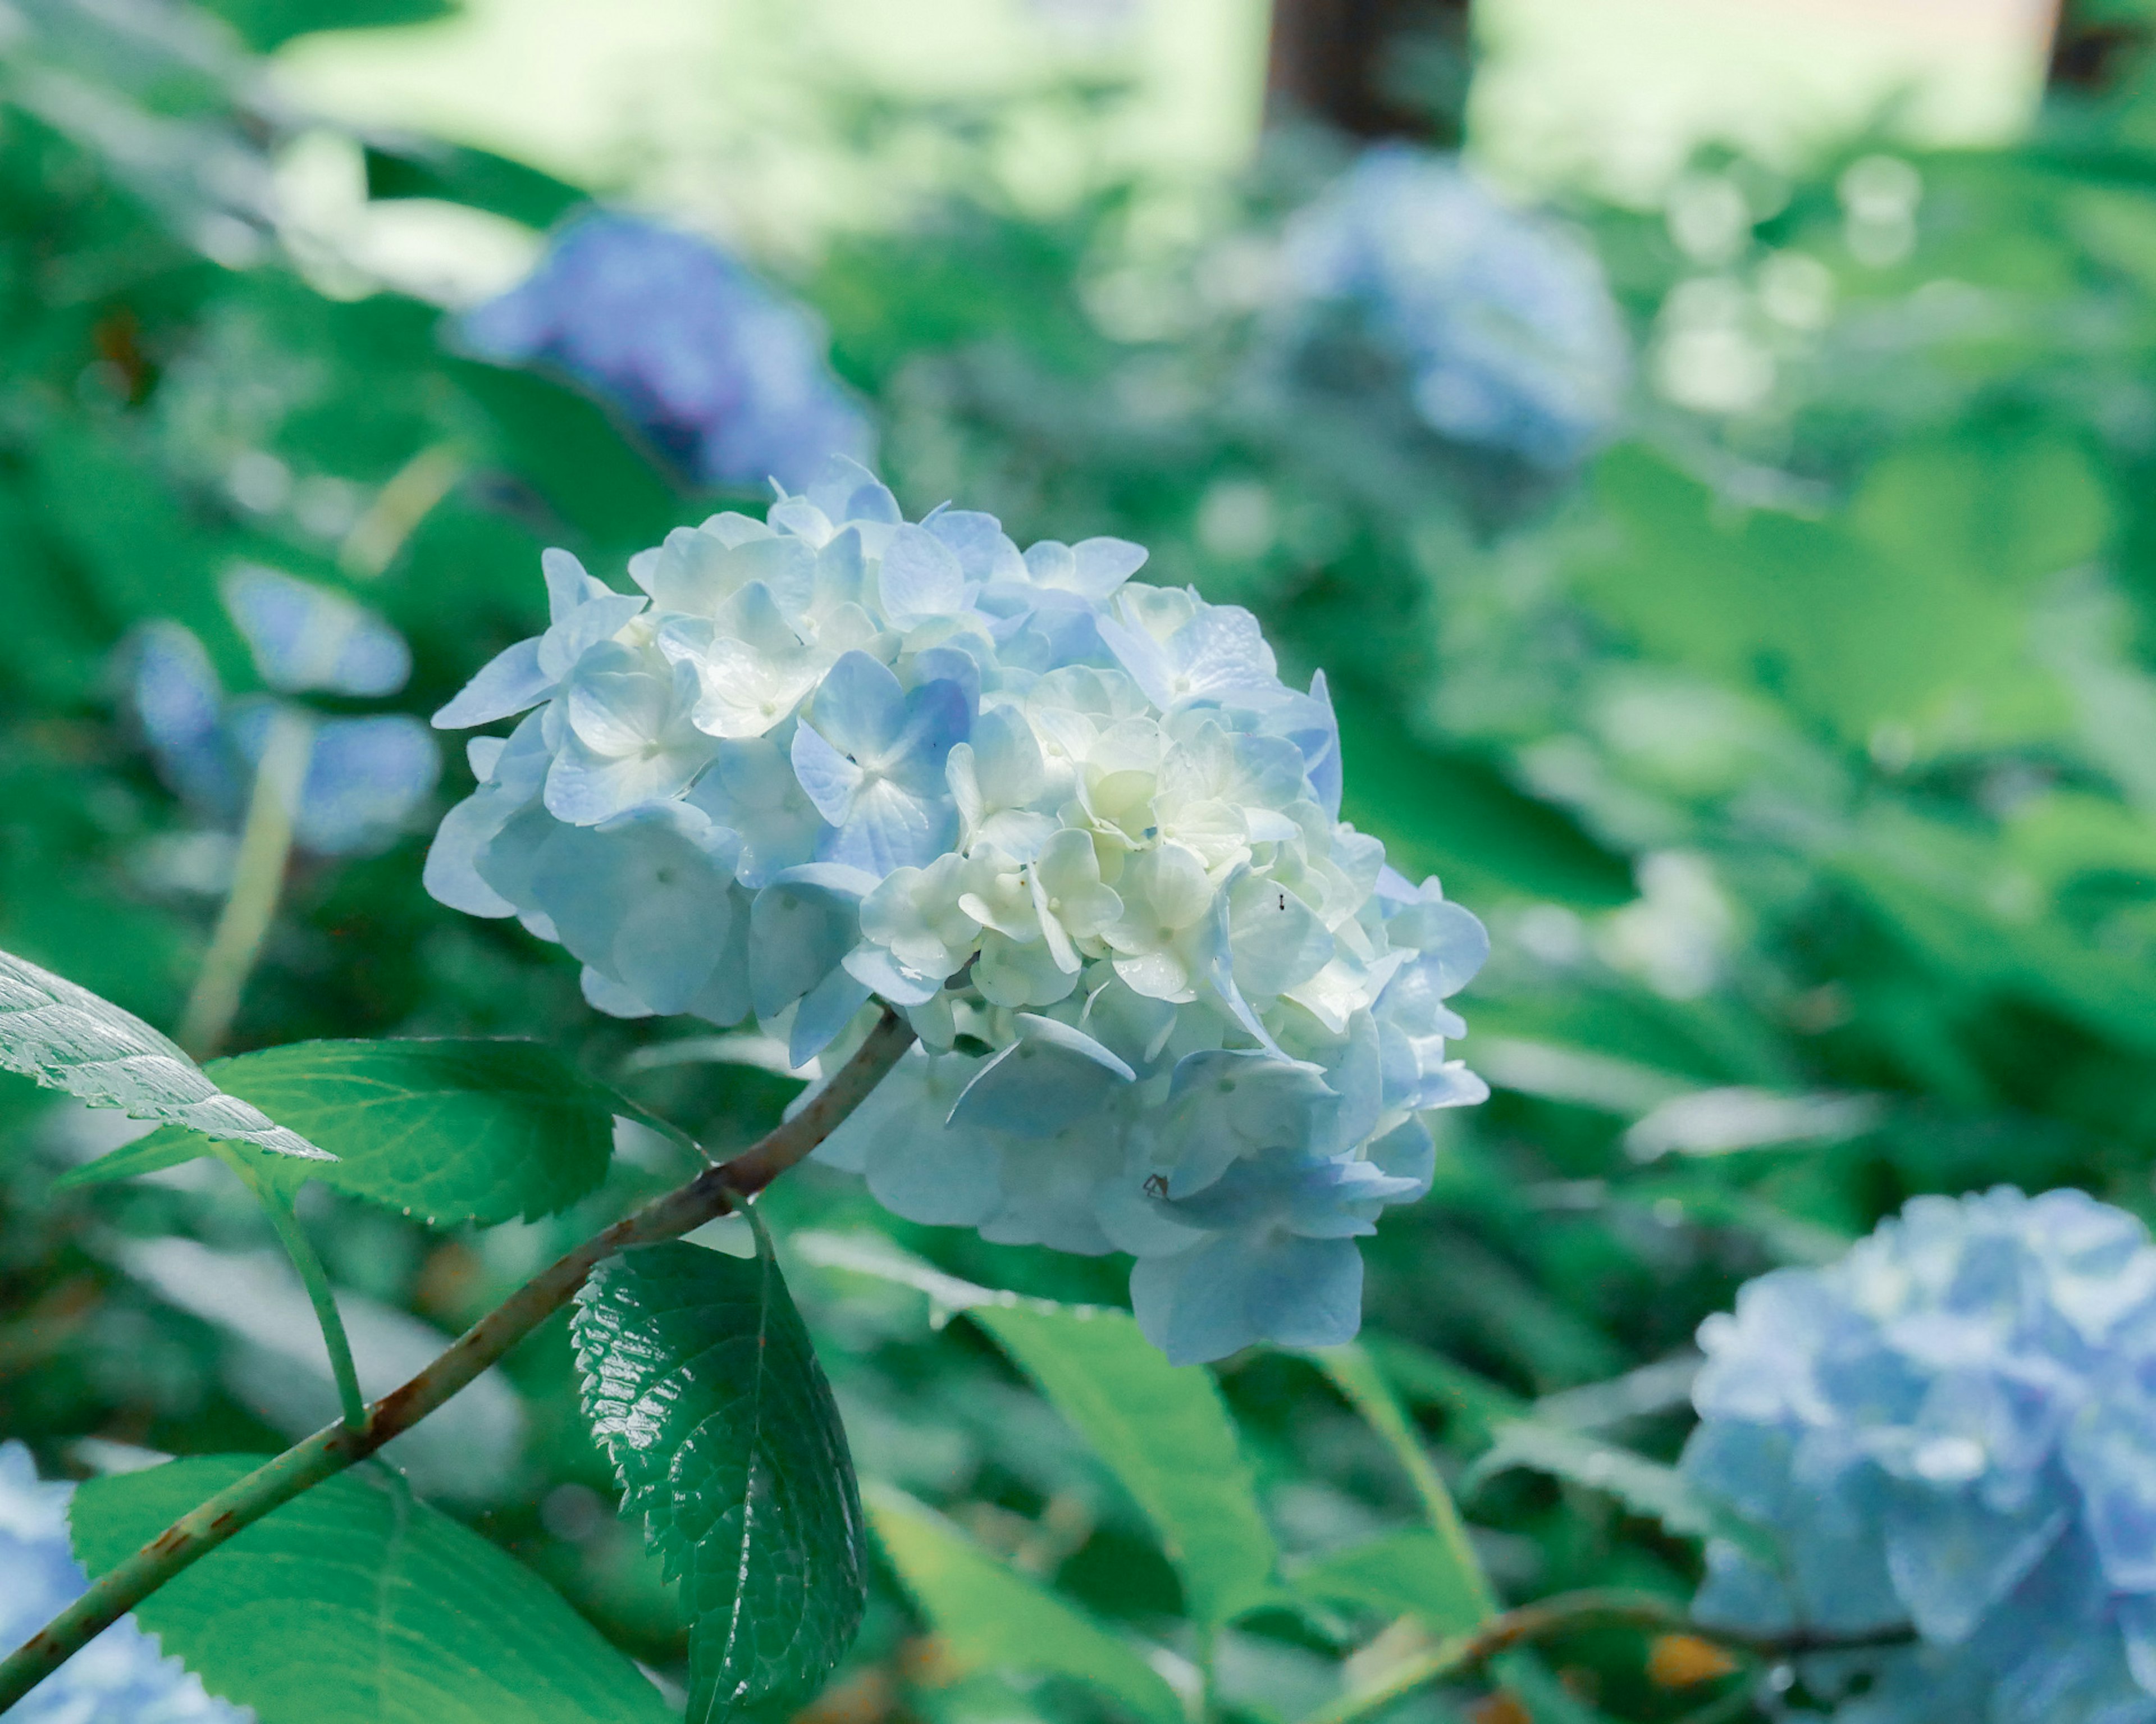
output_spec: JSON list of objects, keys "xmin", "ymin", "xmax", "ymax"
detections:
[
  {"xmin": 0, "ymin": 1443, "xmax": 249, "ymax": 1723},
  {"xmin": 460, "ymin": 212, "xmax": 873, "ymax": 493},
  {"xmin": 1682, "ymin": 1187, "xmax": 2156, "ymax": 1722}
]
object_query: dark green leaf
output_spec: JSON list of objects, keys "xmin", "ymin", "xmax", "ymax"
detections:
[
  {"xmin": 364, "ymin": 141, "xmax": 587, "ymax": 229},
  {"xmin": 0, "ymin": 948, "xmax": 327, "ymax": 1163},
  {"xmin": 60, "ymin": 1038, "xmax": 632, "ymax": 1223},
  {"xmin": 198, "ymin": 0, "xmax": 454, "ymax": 50},
  {"xmin": 70, "ymin": 1457, "xmax": 674, "ymax": 1724},
  {"xmin": 574, "ymin": 1239, "xmax": 867, "ymax": 1724},
  {"xmin": 866, "ymin": 1482, "xmax": 1185, "ymax": 1724}
]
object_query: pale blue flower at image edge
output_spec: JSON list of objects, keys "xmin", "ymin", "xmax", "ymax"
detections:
[
  {"xmin": 426, "ymin": 455, "xmax": 1491, "ymax": 1364},
  {"xmin": 1282, "ymin": 144, "xmax": 1628, "ymax": 469},
  {"xmin": 0, "ymin": 1444, "xmax": 248, "ymax": 1723},
  {"xmin": 1683, "ymin": 1187, "xmax": 2156, "ymax": 1723},
  {"xmin": 460, "ymin": 211, "xmax": 872, "ymax": 494}
]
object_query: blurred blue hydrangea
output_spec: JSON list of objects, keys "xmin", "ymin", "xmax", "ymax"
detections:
[
  {"xmin": 1682, "ymin": 1187, "xmax": 2156, "ymax": 1723},
  {"xmin": 1280, "ymin": 145, "xmax": 1628, "ymax": 469},
  {"xmin": 427, "ymin": 456, "xmax": 1488, "ymax": 1363},
  {"xmin": 0, "ymin": 1443, "xmax": 248, "ymax": 1723},
  {"xmin": 461, "ymin": 211, "xmax": 873, "ymax": 494},
  {"xmin": 126, "ymin": 567, "xmax": 438, "ymax": 857}
]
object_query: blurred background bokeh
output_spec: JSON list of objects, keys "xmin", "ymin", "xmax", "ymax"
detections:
[{"xmin": 4, "ymin": 0, "xmax": 2155, "ymax": 1718}]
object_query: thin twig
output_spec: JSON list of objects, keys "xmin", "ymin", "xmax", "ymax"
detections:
[
  {"xmin": 178, "ymin": 708, "xmax": 310, "ymax": 1059},
  {"xmin": 0, "ymin": 1009, "xmax": 914, "ymax": 1716},
  {"xmin": 1297, "ymin": 1589, "xmax": 1913, "ymax": 1724}
]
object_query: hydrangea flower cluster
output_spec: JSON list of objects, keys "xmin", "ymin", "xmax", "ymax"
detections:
[
  {"xmin": 128, "ymin": 567, "xmax": 438, "ymax": 857},
  {"xmin": 1682, "ymin": 1187, "xmax": 2156, "ymax": 1723},
  {"xmin": 426, "ymin": 458, "xmax": 1487, "ymax": 1363},
  {"xmin": 1280, "ymin": 145, "xmax": 1628, "ymax": 469},
  {"xmin": 461, "ymin": 212, "xmax": 873, "ymax": 495},
  {"xmin": 0, "ymin": 1443, "xmax": 248, "ymax": 1723}
]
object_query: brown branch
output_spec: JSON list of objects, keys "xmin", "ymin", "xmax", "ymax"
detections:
[{"xmin": 0, "ymin": 1009, "xmax": 915, "ymax": 1716}]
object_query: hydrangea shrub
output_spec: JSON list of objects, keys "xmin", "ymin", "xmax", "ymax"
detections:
[
  {"xmin": 0, "ymin": 1445, "xmax": 248, "ymax": 1724},
  {"xmin": 1281, "ymin": 144, "xmax": 1628, "ymax": 469},
  {"xmin": 462, "ymin": 212, "xmax": 873, "ymax": 494},
  {"xmin": 426, "ymin": 457, "xmax": 1488, "ymax": 1362},
  {"xmin": 1683, "ymin": 1187, "xmax": 2156, "ymax": 1722}
]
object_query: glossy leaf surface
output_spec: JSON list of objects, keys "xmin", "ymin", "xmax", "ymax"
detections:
[
  {"xmin": 0, "ymin": 947, "xmax": 327, "ymax": 1162},
  {"xmin": 574, "ymin": 1239, "xmax": 866, "ymax": 1724}
]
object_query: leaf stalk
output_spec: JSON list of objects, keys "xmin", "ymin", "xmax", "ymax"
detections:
[{"xmin": 0, "ymin": 1009, "xmax": 915, "ymax": 1716}]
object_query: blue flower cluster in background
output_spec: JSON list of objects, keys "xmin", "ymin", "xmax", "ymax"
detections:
[
  {"xmin": 0, "ymin": 1444, "xmax": 248, "ymax": 1723},
  {"xmin": 426, "ymin": 456, "xmax": 1488, "ymax": 1363},
  {"xmin": 461, "ymin": 212, "xmax": 874, "ymax": 495},
  {"xmin": 1280, "ymin": 145, "xmax": 1628, "ymax": 469},
  {"xmin": 1683, "ymin": 1187, "xmax": 2156, "ymax": 1723},
  {"xmin": 127, "ymin": 567, "xmax": 439, "ymax": 857}
]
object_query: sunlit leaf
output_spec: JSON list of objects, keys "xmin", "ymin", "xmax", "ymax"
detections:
[
  {"xmin": 62, "ymin": 1038, "xmax": 636, "ymax": 1224},
  {"xmin": 0, "ymin": 947, "xmax": 327, "ymax": 1163}
]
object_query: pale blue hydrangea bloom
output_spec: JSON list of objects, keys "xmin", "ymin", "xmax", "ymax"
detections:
[
  {"xmin": 0, "ymin": 1443, "xmax": 249, "ymax": 1723},
  {"xmin": 1682, "ymin": 1187, "xmax": 2156, "ymax": 1723},
  {"xmin": 460, "ymin": 211, "xmax": 872, "ymax": 494},
  {"xmin": 127, "ymin": 570, "xmax": 438, "ymax": 857},
  {"xmin": 1281, "ymin": 145, "xmax": 1628, "ymax": 469},
  {"xmin": 426, "ymin": 457, "xmax": 1488, "ymax": 1363}
]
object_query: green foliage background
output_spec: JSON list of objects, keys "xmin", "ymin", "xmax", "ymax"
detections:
[{"xmin": 6, "ymin": 2, "xmax": 2156, "ymax": 1721}]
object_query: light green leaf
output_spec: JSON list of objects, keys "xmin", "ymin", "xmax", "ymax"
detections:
[
  {"xmin": 866, "ymin": 1481, "xmax": 1187, "ymax": 1724},
  {"xmin": 794, "ymin": 1230, "xmax": 1278, "ymax": 1623},
  {"xmin": 69, "ymin": 1457, "xmax": 674, "ymax": 1724},
  {"xmin": 574, "ymin": 1238, "xmax": 867, "ymax": 1724},
  {"xmin": 1464, "ymin": 1423, "xmax": 1770, "ymax": 1559},
  {"xmin": 0, "ymin": 948, "xmax": 327, "ymax": 1163},
  {"xmin": 62, "ymin": 1038, "xmax": 633, "ymax": 1224},
  {"xmin": 974, "ymin": 1305, "xmax": 1277, "ymax": 1625},
  {"xmin": 1293, "ymin": 1529, "xmax": 1490, "ymax": 1634},
  {"xmin": 1308, "ymin": 1344, "xmax": 1493, "ymax": 1623}
]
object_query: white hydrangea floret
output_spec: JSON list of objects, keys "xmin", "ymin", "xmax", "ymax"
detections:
[{"xmin": 427, "ymin": 458, "xmax": 1489, "ymax": 1363}]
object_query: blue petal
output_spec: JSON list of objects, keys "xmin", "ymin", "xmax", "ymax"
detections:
[
  {"xmin": 433, "ymin": 636, "xmax": 549, "ymax": 729},
  {"xmin": 879, "ymin": 523, "xmax": 968, "ymax": 626},
  {"xmin": 947, "ymin": 1015, "xmax": 1136, "ymax": 1139},
  {"xmin": 788, "ymin": 718, "xmax": 864, "ymax": 826}
]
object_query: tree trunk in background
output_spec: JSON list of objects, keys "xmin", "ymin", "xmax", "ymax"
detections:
[
  {"xmin": 1265, "ymin": 0, "xmax": 1474, "ymax": 144},
  {"xmin": 2045, "ymin": 0, "xmax": 2154, "ymax": 93}
]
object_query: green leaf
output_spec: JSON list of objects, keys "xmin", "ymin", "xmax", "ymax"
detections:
[
  {"xmin": 364, "ymin": 140, "xmax": 587, "ymax": 229},
  {"xmin": 0, "ymin": 948, "xmax": 328, "ymax": 1164},
  {"xmin": 865, "ymin": 1481, "xmax": 1186, "ymax": 1724},
  {"xmin": 198, "ymin": 0, "xmax": 453, "ymax": 50},
  {"xmin": 1308, "ymin": 1344, "xmax": 1493, "ymax": 1623},
  {"xmin": 61, "ymin": 1038, "xmax": 632, "ymax": 1224},
  {"xmin": 1294, "ymin": 1529, "xmax": 1491, "ymax": 1633},
  {"xmin": 1463, "ymin": 1423, "xmax": 1770, "ymax": 1559},
  {"xmin": 70, "ymin": 1457, "xmax": 674, "ymax": 1724},
  {"xmin": 793, "ymin": 1230, "xmax": 1278, "ymax": 1623},
  {"xmin": 972, "ymin": 1303, "xmax": 1278, "ymax": 1625},
  {"xmin": 574, "ymin": 1239, "xmax": 867, "ymax": 1724}
]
